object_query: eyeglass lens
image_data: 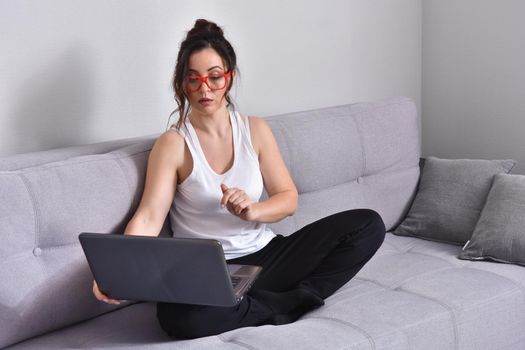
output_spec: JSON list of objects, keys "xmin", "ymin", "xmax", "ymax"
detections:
[{"xmin": 187, "ymin": 75, "xmax": 227, "ymax": 91}]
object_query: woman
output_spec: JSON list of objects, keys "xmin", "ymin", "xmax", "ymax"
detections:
[{"xmin": 93, "ymin": 19, "xmax": 386, "ymax": 339}]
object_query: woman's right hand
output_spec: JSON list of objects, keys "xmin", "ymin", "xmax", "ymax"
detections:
[{"xmin": 92, "ymin": 280, "xmax": 122, "ymax": 305}]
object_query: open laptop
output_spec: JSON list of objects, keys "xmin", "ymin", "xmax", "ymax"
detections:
[{"xmin": 78, "ymin": 232, "xmax": 262, "ymax": 307}]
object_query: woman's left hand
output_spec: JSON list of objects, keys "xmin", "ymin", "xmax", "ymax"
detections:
[{"xmin": 220, "ymin": 184, "xmax": 258, "ymax": 221}]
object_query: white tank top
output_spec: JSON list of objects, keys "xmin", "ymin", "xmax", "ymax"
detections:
[{"xmin": 168, "ymin": 109, "xmax": 276, "ymax": 260}]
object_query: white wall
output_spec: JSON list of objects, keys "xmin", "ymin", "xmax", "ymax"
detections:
[
  {"xmin": 0, "ymin": 0, "xmax": 422, "ymax": 157},
  {"xmin": 422, "ymin": 0, "xmax": 525, "ymax": 174}
]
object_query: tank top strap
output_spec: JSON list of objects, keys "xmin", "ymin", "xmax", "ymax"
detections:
[
  {"xmin": 233, "ymin": 110, "xmax": 258, "ymax": 162},
  {"xmin": 232, "ymin": 110, "xmax": 247, "ymax": 135},
  {"xmin": 168, "ymin": 121, "xmax": 203, "ymax": 170}
]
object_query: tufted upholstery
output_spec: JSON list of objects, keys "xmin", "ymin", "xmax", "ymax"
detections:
[
  {"xmin": 6, "ymin": 233, "xmax": 525, "ymax": 349},
  {"xmin": 3, "ymin": 96, "xmax": 525, "ymax": 349}
]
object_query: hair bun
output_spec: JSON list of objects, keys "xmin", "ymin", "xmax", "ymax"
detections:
[{"xmin": 187, "ymin": 19, "xmax": 224, "ymax": 39}]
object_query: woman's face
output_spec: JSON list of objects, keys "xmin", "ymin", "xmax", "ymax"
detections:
[{"xmin": 184, "ymin": 47, "xmax": 233, "ymax": 115}]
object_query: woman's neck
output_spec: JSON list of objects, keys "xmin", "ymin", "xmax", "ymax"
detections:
[{"xmin": 189, "ymin": 105, "xmax": 231, "ymax": 138}]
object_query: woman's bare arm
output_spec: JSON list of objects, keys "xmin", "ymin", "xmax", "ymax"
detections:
[
  {"xmin": 124, "ymin": 130, "xmax": 184, "ymax": 236},
  {"xmin": 93, "ymin": 130, "xmax": 184, "ymax": 304},
  {"xmin": 249, "ymin": 116, "xmax": 298, "ymax": 223}
]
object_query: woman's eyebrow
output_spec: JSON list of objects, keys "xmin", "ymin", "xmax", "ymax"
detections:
[{"xmin": 188, "ymin": 66, "xmax": 223, "ymax": 74}]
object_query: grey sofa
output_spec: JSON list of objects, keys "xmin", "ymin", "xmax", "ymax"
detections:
[{"xmin": 2, "ymin": 96, "xmax": 524, "ymax": 349}]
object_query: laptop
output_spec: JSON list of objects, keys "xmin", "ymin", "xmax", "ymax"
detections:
[{"xmin": 78, "ymin": 232, "xmax": 262, "ymax": 307}]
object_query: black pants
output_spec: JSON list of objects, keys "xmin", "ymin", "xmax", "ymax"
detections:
[{"xmin": 157, "ymin": 208, "xmax": 386, "ymax": 339}]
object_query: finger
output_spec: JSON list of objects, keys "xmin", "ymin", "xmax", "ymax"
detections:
[
  {"xmin": 93, "ymin": 284, "xmax": 103, "ymax": 298},
  {"xmin": 96, "ymin": 287, "xmax": 112, "ymax": 300},
  {"xmin": 232, "ymin": 195, "xmax": 247, "ymax": 209},
  {"xmin": 229, "ymin": 193, "xmax": 245, "ymax": 206},
  {"xmin": 103, "ymin": 295, "xmax": 120, "ymax": 303},
  {"xmin": 93, "ymin": 281, "xmax": 120, "ymax": 304},
  {"xmin": 221, "ymin": 188, "xmax": 238, "ymax": 207},
  {"xmin": 225, "ymin": 202, "xmax": 236, "ymax": 214},
  {"xmin": 230, "ymin": 190, "xmax": 247, "ymax": 203},
  {"xmin": 220, "ymin": 190, "xmax": 232, "ymax": 207},
  {"xmin": 221, "ymin": 194, "xmax": 230, "ymax": 208},
  {"xmin": 234, "ymin": 199, "xmax": 250, "ymax": 214}
]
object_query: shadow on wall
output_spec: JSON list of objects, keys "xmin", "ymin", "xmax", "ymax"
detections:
[{"xmin": 9, "ymin": 43, "xmax": 96, "ymax": 154}]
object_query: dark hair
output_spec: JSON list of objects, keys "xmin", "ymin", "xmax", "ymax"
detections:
[{"xmin": 167, "ymin": 19, "xmax": 238, "ymax": 131}]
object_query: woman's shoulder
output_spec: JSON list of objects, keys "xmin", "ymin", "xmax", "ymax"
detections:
[
  {"xmin": 160, "ymin": 127, "xmax": 185, "ymax": 144},
  {"xmin": 236, "ymin": 112, "xmax": 269, "ymax": 133},
  {"xmin": 151, "ymin": 129, "xmax": 186, "ymax": 161}
]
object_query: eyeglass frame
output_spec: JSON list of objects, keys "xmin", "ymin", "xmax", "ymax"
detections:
[{"xmin": 184, "ymin": 71, "xmax": 233, "ymax": 92}]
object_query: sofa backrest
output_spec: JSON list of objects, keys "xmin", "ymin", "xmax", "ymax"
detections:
[
  {"xmin": 0, "ymin": 134, "xmax": 159, "ymax": 171},
  {"xmin": 264, "ymin": 96, "xmax": 420, "ymax": 236},
  {"xmin": 0, "ymin": 140, "xmax": 157, "ymax": 348},
  {"xmin": 0, "ymin": 96, "xmax": 420, "ymax": 348}
]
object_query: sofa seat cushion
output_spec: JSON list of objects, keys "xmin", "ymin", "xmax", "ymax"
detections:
[{"xmin": 7, "ymin": 233, "xmax": 525, "ymax": 350}]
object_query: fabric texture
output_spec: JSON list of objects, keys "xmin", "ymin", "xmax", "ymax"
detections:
[
  {"xmin": 156, "ymin": 209, "xmax": 386, "ymax": 339},
  {"xmin": 5, "ymin": 96, "xmax": 525, "ymax": 349},
  {"xmin": 0, "ymin": 96, "xmax": 424, "ymax": 348},
  {"xmin": 168, "ymin": 109, "xmax": 275, "ymax": 260},
  {"xmin": 8, "ymin": 232, "xmax": 525, "ymax": 350},
  {"xmin": 459, "ymin": 173, "xmax": 525, "ymax": 265},
  {"xmin": 393, "ymin": 156, "xmax": 515, "ymax": 245},
  {"xmin": 0, "ymin": 142, "xmax": 155, "ymax": 349}
]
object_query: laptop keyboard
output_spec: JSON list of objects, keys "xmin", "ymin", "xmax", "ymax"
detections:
[{"xmin": 231, "ymin": 276, "xmax": 242, "ymax": 289}]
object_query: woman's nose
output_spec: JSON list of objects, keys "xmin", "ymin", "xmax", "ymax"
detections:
[{"xmin": 199, "ymin": 80, "xmax": 211, "ymax": 92}]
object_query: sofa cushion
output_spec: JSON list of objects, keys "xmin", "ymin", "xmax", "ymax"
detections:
[
  {"xmin": 264, "ymin": 96, "xmax": 421, "ymax": 236},
  {"xmin": 0, "ymin": 96, "xmax": 422, "ymax": 348},
  {"xmin": 0, "ymin": 139, "xmax": 155, "ymax": 349},
  {"xmin": 6, "ymin": 233, "xmax": 525, "ymax": 349},
  {"xmin": 392, "ymin": 156, "xmax": 515, "ymax": 245},
  {"xmin": 459, "ymin": 173, "xmax": 525, "ymax": 266},
  {"xmin": 0, "ymin": 134, "xmax": 158, "ymax": 171}
]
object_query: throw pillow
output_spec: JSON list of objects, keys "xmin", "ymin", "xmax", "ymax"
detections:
[
  {"xmin": 458, "ymin": 173, "xmax": 525, "ymax": 266},
  {"xmin": 393, "ymin": 156, "xmax": 515, "ymax": 245}
]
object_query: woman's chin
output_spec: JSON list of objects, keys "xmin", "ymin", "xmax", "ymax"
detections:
[{"xmin": 192, "ymin": 102, "xmax": 224, "ymax": 115}]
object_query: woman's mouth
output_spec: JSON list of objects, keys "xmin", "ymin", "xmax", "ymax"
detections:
[{"xmin": 198, "ymin": 98, "xmax": 213, "ymax": 106}]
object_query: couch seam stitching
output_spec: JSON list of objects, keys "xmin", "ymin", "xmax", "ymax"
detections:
[
  {"xmin": 264, "ymin": 99, "xmax": 411, "ymax": 123},
  {"xmin": 296, "ymin": 165, "xmax": 418, "ymax": 198},
  {"xmin": 356, "ymin": 266, "xmax": 456, "ymax": 291},
  {"xmin": 276, "ymin": 119, "xmax": 298, "ymax": 231},
  {"xmin": 18, "ymin": 173, "xmax": 40, "ymax": 249},
  {"xmin": 9, "ymin": 150, "xmax": 151, "ymax": 174},
  {"xmin": 351, "ymin": 113, "xmax": 367, "ymax": 177},
  {"xmin": 457, "ymin": 267, "xmax": 525, "ymax": 302},
  {"xmin": 399, "ymin": 250, "xmax": 525, "ymax": 302},
  {"xmin": 395, "ymin": 287, "xmax": 459, "ymax": 349},
  {"xmin": 321, "ymin": 279, "xmax": 461, "ymax": 349},
  {"xmin": 356, "ymin": 277, "xmax": 459, "ymax": 349},
  {"xmin": 217, "ymin": 335, "xmax": 258, "ymax": 350},
  {"xmin": 306, "ymin": 316, "xmax": 376, "ymax": 349},
  {"xmin": 35, "ymin": 242, "xmax": 81, "ymax": 250},
  {"xmin": 403, "ymin": 251, "xmax": 460, "ymax": 267},
  {"xmin": 114, "ymin": 157, "xmax": 133, "ymax": 194}
]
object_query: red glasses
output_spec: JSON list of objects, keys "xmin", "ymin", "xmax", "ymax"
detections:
[{"xmin": 185, "ymin": 71, "xmax": 232, "ymax": 92}]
